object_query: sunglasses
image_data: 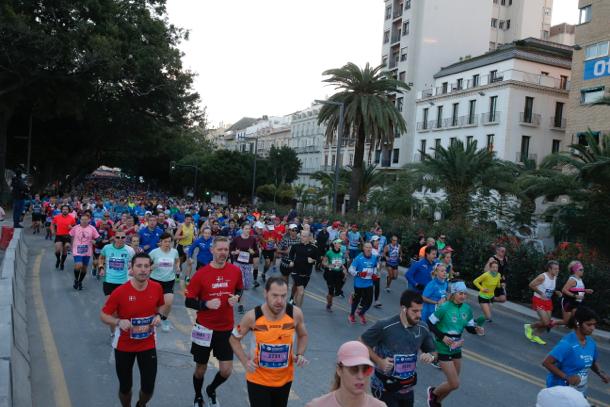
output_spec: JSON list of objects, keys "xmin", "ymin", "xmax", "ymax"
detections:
[
  {"xmin": 339, "ymin": 363, "xmax": 374, "ymax": 377},
  {"xmin": 115, "ymin": 236, "xmax": 126, "ymax": 240}
]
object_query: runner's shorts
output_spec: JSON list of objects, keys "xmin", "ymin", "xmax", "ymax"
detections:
[
  {"xmin": 73, "ymin": 256, "xmax": 91, "ymax": 266},
  {"xmin": 55, "ymin": 235, "xmax": 71, "ymax": 244},
  {"xmin": 532, "ymin": 296, "xmax": 553, "ymax": 312},
  {"xmin": 191, "ymin": 330, "xmax": 233, "ymax": 364},
  {"xmin": 150, "ymin": 278, "xmax": 175, "ymax": 294}
]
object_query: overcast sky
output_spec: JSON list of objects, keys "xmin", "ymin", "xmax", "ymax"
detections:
[{"xmin": 166, "ymin": 0, "xmax": 580, "ymax": 127}]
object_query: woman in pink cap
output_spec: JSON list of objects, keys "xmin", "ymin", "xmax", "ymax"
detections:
[{"xmin": 307, "ymin": 341, "xmax": 386, "ymax": 407}]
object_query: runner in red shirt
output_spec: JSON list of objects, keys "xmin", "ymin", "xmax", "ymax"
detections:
[
  {"xmin": 185, "ymin": 236, "xmax": 243, "ymax": 407},
  {"xmin": 52, "ymin": 205, "xmax": 76, "ymax": 270},
  {"xmin": 100, "ymin": 252, "xmax": 166, "ymax": 407}
]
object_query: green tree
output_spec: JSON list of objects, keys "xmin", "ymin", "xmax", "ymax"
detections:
[
  {"xmin": 311, "ymin": 169, "xmax": 350, "ymax": 210},
  {"xmin": 318, "ymin": 62, "xmax": 409, "ymax": 211},
  {"xmin": 366, "ymin": 168, "xmax": 419, "ymax": 215},
  {"xmin": 268, "ymin": 146, "xmax": 301, "ymax": 186}
]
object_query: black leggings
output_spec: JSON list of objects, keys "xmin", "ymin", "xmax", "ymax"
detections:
[
  {"xmin": 324, "ymin": 270, "xmax": 344, "ymax": 296},
  {"xmin": 351, "ymin": 286, "xmax": 373, "ymax": 315},
  {"xmin": 115, "ymin": 348, "xmax": 157, "ymax": 396},
  {"xmin": 247, "ymin": 381, "xmax": 292, "ymax": 407},
  {"xmin": 373, "ymin": 278, "xmax": 380, "ymax": 301}
]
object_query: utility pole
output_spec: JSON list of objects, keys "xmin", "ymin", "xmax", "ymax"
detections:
[{"xmin": 251, "ymin": 137, "xmax": 258, "ymax": 205}]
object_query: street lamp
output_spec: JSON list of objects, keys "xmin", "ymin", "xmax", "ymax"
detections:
[
  {"xmin": 315, "ymin": 99, "xmax": 345, "ymax": 213},
  {"xmin": 251, "ymin": 137, "xmax": 258, "ymax": 205},
  {"xmin": 170, "ymin": 161, "xmax": 200, "ymax": 198}
]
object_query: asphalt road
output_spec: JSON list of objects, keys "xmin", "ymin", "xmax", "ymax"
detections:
[{"xmin": 24, "ymin": 231, "xmax": 610, "ymax": 407}]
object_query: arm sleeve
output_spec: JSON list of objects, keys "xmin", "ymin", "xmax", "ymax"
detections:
[
  {"xmin": 289, "ymin": 245, "xmax": 296, "ymax": 261},
  {"xmin": 427, "ymin": 317, "xmax": 445, "ymax": 341},
  {"xmin": 360, "ymin": 320, "xmax": 383, "ymax": 349}
]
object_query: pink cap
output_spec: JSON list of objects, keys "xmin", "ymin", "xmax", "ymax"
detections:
[{"xmin": 336, "ymin": 341, "xmax": 374, "ymax": 367}]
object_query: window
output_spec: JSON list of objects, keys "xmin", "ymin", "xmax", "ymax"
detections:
[
  {"xmin": 560, "ymin": 75, "xmax": 568, "ymax": 90},
  {"xmin": 467, "ymin": 136, "xmax": 474, "ymax": 145},
  {"xmin": 434, "ymin": 139, "xmax": 441, "ymax": 158},
  {"xmin": 491, "ymin": 18, "xmax": 498, "ymax": 28},
  {"xmin": 506, "ymin": 19, "xmax": 511, "ymax": 30},
  {"xmin": 392, "ymin": 149, "xmax": 399, "ymax": 164},
  {"xmin": 397, "ymin": 97, "xmax": 403, "ymax": 112},
  {"xmin": 442, "ymin": 82, "xmax": 448, "ymax": 94},
  {"xmin": 542, "ymin": 30, "xmax": 549, "ymax": 40},
  {"xmin": 374, "ymin": 150, "xmax": 381, "ymax": 164},
  {"xmin": 349, "ymin": 153, "xmax": 353, "ymax": 166},
  {"xmin": 385, "ymin": 5, "xmax": 392, "ymax": 20},
  {"xmin": 456, "ymin": 78, "xmax": 463, "ymax": 90},
  {"xmin": 405, "ymin": 0, "xmax": 411, "ymax": 10},
  {"xmin": 331, "ymin": 155, "xmax": 335, "ymax": 166},
  {"xmin": 472, "ymin": 74, "xmax": 480, "ymax": 87},
  {"xmin": 400, "ymin": 47, "xmax": 408, "ymax": 61},
  {"xmin": 552, "ymin": 140, "xmax": 561, "ymax": 154},
  {"xmin": 383, "ymin": 31, "xmax": 390, "ymax": 44},
  {"xmin": 487, "ymin": 134, "xmax": 495, "ymax": 152},
  {"xmin": 499, "ymin": 20, "xmax": 505, "ymax": 30},
  {"xmin": 399, "ymin": 71, "xmax": 406, "ymax": 81},
  {"xmin": 577, "ymin": 131, "xmax": 600, "ymax": 145},
  {"xmin": 581, "ymin": 87, "xmax": 605, "ymax": 104},
  {"xmin": 436, "ymin": 106, "xmax": 443, "ymax": 128},
  {"xmin": 468, "ymin": 100, "xmax": 476, "ymax": 124},
  {"xmin": 579, "ymin": 5, "xmax": 592, "ymax": 24},
  {"xmin": 490, "ymin": 70, "xmax": 498, "ymax": 81},
  {"xmin": 419, "ymin": 140, "xmax": 427, "ymax": 161},
  {"xmin": 489, "ymin": 96, "xmax": 498, "ymax": 121},
  {"xmin": 523, "ymin": 96, "xmax": 534, "ymax": 122},
  {"xmin": 450, "ymin": 137, "xmax": 457, "ymax": 146},
  {"xmin": 554, "ymin": 102, "xmax": 564, "ymax": 127},
  {"xmin": 382, "ymin": 56, "xmax": 388, "ymax": 67},
  {"xmin": 541, "ymin": 71, "xmax": 549, "ymax": 76},
  {"xmin": 403, "ymin": 20, "xmax": 410, "ymax": 35},
  {"xmin": 520, "ymin": 136, "xmax": 531, "ymax": 162},
  {"xmin": 422, "ymin": 108, "xmax": 429, "ymax": 129},
  {"xmin": 544, "ymin": 7, "xmax": 551, "ymax": 16},
  {"xmin": 451, "ymin": 103, "xmax": 459, "ymax": 126},
  {"xmin": 585, "ymin": 41, "xmax": 609, "ymax": 60},
  {"xmin": 501, "ymin": 0, "xmax": 506, "ymax": 5}
]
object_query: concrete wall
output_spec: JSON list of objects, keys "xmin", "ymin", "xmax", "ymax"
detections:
[{"xmin": 0, "ymin": 229, "xmax": 31, "ymax": 407}]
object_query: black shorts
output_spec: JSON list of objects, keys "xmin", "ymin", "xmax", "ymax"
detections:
[
  {"xmin": 55, "ymin": 235, "xmax": 71, "ymax": 244},
  {"xmin": 32, "ymin": 213, "xmax": 45, "ymax": 222},
  {"xmin": 247, "ymin": 380, "xmax": 292, "ymax": 407},
  {"xmin": 291, "ymin": 273, "xmax": 311, "ymax": 288},
  {"xmin": 103, "ymin": 282, "xmax": 122, "ymax": 296},
  {"xmin": 150, "ymin": 278, "xmax": 175, "ymax": 294},
  {"xmin": 438, "ymin": 352, "xmax": 462, "ymax": 362},
  {"xmin": 191, "ymin": 330, "xmax": 233, "ymax": 364},
  {"xmin": 494, "ymin": 287, "xmax": 506, "ymax": 297},
  {"xmin": 478, "ymin": 296, "xmax": 494, "ymax": 304},
  {"xmin": 561, "ymin": 297, "xmax": 582, "ymax": 313},
  {"xmin": 262, "ymin": 250, "xmax": 275, "ymax": 260},
  {"xmin": 279, "ymin": 263, "xmax": 291, "ymax": 276},
  {"xmin": 177, "ymin": 244, "xmax": 190, "ymax": 258}
]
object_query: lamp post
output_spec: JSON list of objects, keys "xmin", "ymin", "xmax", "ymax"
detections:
[
  {"xmin": 251, "ymin": 137, "xmax": 258, "ymax": 205},
  {"xmin": 315, "ymin": 99, "xmax": 345, "ymax": 213}
]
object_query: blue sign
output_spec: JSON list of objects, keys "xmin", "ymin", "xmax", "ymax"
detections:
[{"xmin": 584, "ymin": 57, "xmax": 610, "ymax": 80}]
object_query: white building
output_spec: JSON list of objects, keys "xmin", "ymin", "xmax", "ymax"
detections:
[
  {"xmin": 290, "ymin": 104, "xmax": 325, "ymax": 186},
  {"xmin": 234, "ymin": 115, "xmax": 292, "ymax": 154},
  {"xmin": 414, "ymin": 38, "xmax": 572, "ymax": 164},
  {"xmin": 381, "ymin": 0, "xmax": 554, "ymax": 165}
]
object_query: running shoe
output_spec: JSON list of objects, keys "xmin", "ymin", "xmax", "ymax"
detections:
[
  {"xmin": 531, "ymin": 336, "xmax": 546, "ymax": 345},
  {"xmin": 338, "ymin": 292, "xmax": 345, "ymax": 298},
  {"xmin": 326, "ymin": 304, "xmax": 332, "ymax": 312},
  {"xmin": 261, "ymin": 273, "xmax": 267, "ymax": 282},
  {"xmin": 431, "ymin": 361, "xmax": 441, "ymax": 369},
  {"xmin": 206, "ymin": 387, "xmax": 219, "ymax": 407},
  {"xmin": 358, "ymin": 311, "xmax": 367, "ymax": 325},
  {"xmin": 385, "ymin": 288, "xmax": 391, "ymax": 293},
  {"xmin": 78, "ymin": 282, "xmax": 83, "ymax": 291},
  {"xmin": 186, "ymin": 277, "xmax": 191, "ymax": 284},
  {"xmin": 348, "ymin": 314, "xmax": 356, "ymax": 324},
  {"xmin": 161, "ymin": 320, "xmax": 170, "ymax": 333},
  {"xmin": 73, "ymin": 280, "xmax": 78, "ymax": 290},
  {"xmin": 427, "ymin": 386, "xmax": 441, "ymax": 407},
  {"xmin": 55, "ymin": 260, "xmax": 60, "ymax": 269},
  {"xmin": 524, "ymin": 324, "xmax": 533, "ymax": 341},
  {"xmin": 60, "ymin": 263, "xmax": 65, "ymax": 271},
  {"xmin": 253, "ymin": 281, "xmax": 260, "ymax": 288},
  {"xmin": 193, "ymin": 396, "xmax": 204, "ymax": 407},
  {"xmin": 175, "ymin": 275, "xmax": 181, "ymax": 282}
]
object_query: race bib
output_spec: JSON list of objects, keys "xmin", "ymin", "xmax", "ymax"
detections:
[
  {"xmin": 266, "ymin": 241, "xmax": 276, "ymax": 250},
  {"xmin": 259, "ymin": 343, "xmax": 290, "ymax": 369},
  {"xmin": 393, "ymin": 354, "xmax": 416, "ymax": 379},
  {"xmin": 574, "ymin": 369, "xmax": 589, "ymax": 392},
  {"xmin": 76, "ymin": 244, "xmax": 89, "ymax": 255},
  {"xmin": 158, "ymin": 259, "xmax": 174, "ymax": 268},
  {"xmin": 130, "ymin": 316, "xmax": 154, "ymax": 339},
  {"xmin": 237, "ymin": 251, "xmax": 250, "ymax": 263},
  {"xmin": 331, "ymin": 259, "xmax": 343, "ymax": 268},
  {"xmin": 192, "ymin": 323, "xmax": 213, "ymax": 347},
  {"xmin": 544, "ymin": 288, "xmax": 554, "ymax": 299},
  {"xmin": 362, "ymin": 267, "xmax": 374, "ymax": 277},
  {"xmin": 109, "ymin": 257, "xmax": 125, "ymax": 270}
]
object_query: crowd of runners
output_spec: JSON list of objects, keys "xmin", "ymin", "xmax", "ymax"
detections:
[{"xmin": 19, "ymin": 186, "xmax": 609, "ymax": 407}]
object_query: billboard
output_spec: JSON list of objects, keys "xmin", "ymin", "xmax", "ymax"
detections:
[{"xmin": 584, "ymin": 56, "xmax": 610, "ymax": 80}]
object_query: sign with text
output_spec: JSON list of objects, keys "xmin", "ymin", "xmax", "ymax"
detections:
[{"xmin": 584, "ymin": 56, "xmax": 610, "ymax": 80}]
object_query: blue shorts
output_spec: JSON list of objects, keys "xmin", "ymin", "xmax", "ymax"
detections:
[{"xmin": 74, "ymin": 256, "xmax": 91, "ymax": 266}]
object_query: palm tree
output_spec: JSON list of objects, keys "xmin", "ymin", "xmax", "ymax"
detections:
[
  {"xmin": 414, "ymin": 139, "xmax": 508, "ymax": 223},
  {"xmin": 292, "ymin": 184, "xmax": 317, "ymax": 212},
  {"xmin": 311, "ymin": 169, "xmax": 350, "ymax": 210},
  {"xmin": 318, "ymin": 62, "xmax": 409, "ymax": 211},
  {"xmin": 343, "ymin": 164, "xmax": 385, "ymax": 204}
]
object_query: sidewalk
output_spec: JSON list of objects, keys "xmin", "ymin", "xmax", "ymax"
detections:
[{"xmin": 397, "ymin": 265, "xmax": 610, "ymax": 343}]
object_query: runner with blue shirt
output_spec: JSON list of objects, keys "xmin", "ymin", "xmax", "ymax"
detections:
[
  {"xmin": 347, "ymin": 224, "xmax": 363, "ymax": 265},
  {"xmin": 139, "ymin": 215, "xmax": 163, "ymax": 253},
  {"xmin": 421, "ymin": 263, "xmax": 448, "ymax": 324},
  {"xmin": 406, "ymin": 246, "xmax": 437, "ymax": 293},
  {"xmin": 542, "ymin": 306, "xmax": 609, "ymax": 397},
  {"xmin": 348, "ymin": 242, "xmax": 379, "ymax": 325},
  {"xmin": 384, "ymin": 236, "xmax": 402, "ymax": 293}
]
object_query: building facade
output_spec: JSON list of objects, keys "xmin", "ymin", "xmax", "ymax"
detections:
[
  {"xmin": 414, "ymin": 39, "xmax": 572, "ymax": 164},
  {"xmin": 290, "ymin": 104, "xmax": 325, "ymax": 186},
  {"xmin": 381, "ymin": 0, "xmax": 555, "ymax": 165},
  {"xmin": 549, "ymin": 23, "xmax": 576, "ymax": 46},
  {"xmin": 565, "ymin": 0, "xmax": 610, "ymax": 144}
]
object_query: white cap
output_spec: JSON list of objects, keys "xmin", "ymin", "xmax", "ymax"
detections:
[
  {"xmin": 267, "ymin": 224, "xmax": 275, "ymax": 231},
  {"xmin": 370, "ymin": 235, "xmax": 380, "ymax": 241},
  {"xmin": 536, "ymin": 387, "xmax": 590, "ymax": 407},
  {"xmin": 254, "ymin": 221, "xmax": 264, "ymax": 229},
  {"xmin": 288, "ymin": 224, "xmax": 298, "ymax": 230}
]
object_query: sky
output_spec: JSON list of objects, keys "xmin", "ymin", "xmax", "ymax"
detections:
[{"xmin": 166, "ymin": 0, "xmax": 579, "ymax": 127}]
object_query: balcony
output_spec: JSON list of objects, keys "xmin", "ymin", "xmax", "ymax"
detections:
[
  {"xmin": 519, "ymin": 112, "xmax": 541, "ymax": 127},
  {"xmin": 444, "ymin": 117, "xmax": 460, "ymax": 128},
  {"xmin": 516, "ymin": 152, "xmax": 538, "ymax": 163},
  {"xmin": 550, "ymin": 117, "xmax": 566, "ymax": 131},
  {"xmin": 388, "ymin": 57, "xmax": 399, "ymax": 69},
  {"xmin": 432, "ymin": 120, "xmax": 444, "ymax": 131},
  {"xmin": 417, "ymin": 121, "xmax": 430, "ymax": 132},
  {"xmin": 293, "ymin": 145, "xmax": 320, "ymax": 154},
  {"xmin": 481, "ymin": 111, "xmax": 501, "ymax": 125},
  {"xmin": 393, "ymin": 9, "xmax": 403, "ymax": 19},
  {"xmin": 460, "ymin": 115, "xmax": 478, "ymax": 128},
  {"xmin": 391, "ymin": 34, "xmax": 401, "ymax": 44}
]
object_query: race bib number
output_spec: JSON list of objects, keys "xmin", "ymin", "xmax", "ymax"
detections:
[
  {"xmin": 130, "ymin": 316, "xmax": 154, "ymax": 339},
  {"xmin": 158, "ymin": 259, "xmax": 174, "ymax": 268},
  {"xmin": 192, "ymin": 323, "xmax": 213, "ymax": 347},
  {"xmin": 237, "ymin": 251, "xmax": 250, "ymax": 263},
  {"xmin": 393, "ymin": 354, "xmax": 416, "ymax": 379},
  {"xmin": 449, "ymin": 338, "xmax": 464, "ymax": 351},
  {"xmin": 331, "ymin": 259, "xmax": 343, "ymax": 268},
  {"xmin": 544, "ymin": 288, "xmax": 554, "ymax": 299},
  {"xmin": 259, "ymin": 344, "xmax": 290, "ymax": 369},
  {"xmin": 109, "ymin": 257, "xmax": 125, "ymax": 270},
  {"xmin": 76, "ymin": 244, "xmax": 89, "ymax": 255},
  {"xmin": 266, "ymin": 241, "xmax": 276, "ymax": 250},
  {"xmin": 574, "ymin": 370, "xmax": 589, "ymax": 392}
]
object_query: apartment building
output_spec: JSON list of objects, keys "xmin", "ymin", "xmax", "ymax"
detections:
[
  {"xmin": 565, "ymin": 0, "xmax": 610, "ymax": 144},
  {"xmin": 381, "ymin": 0, "xmax": 555, "ymax": 165},
  {"xmin": 289, "ymin": 105, "xmax": 325, "ymax": 186},
  {"xmin": 233, "ymin": 115, "xmax": 291, "ymax": 154},
  {"xmin": 414, "ymin": 38, "xmax": 572, "ymax": 164},
  {"xmin": 549, "ymin": 23, "xmax": 576, "ymax": 46}
]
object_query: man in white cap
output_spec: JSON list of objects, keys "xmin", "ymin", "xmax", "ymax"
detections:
[
  {"xmin": 306, "ymin": 341, "xmax": 385, "ymax": 407},
  {"xmin": 536, "ymin": 386, "xmax": 590, "ymax": 407}
]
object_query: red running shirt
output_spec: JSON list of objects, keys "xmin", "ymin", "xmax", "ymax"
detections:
[
  {"xmin": 185, "ymin": 263, "xmax": 243, "ymax": 331},
  {"xmin": 52, "ymin": 214, "xmax": 76, "ymax": 236},
  {"xmin": 102, "ymin": 280, "xmax": 165, "ymax": 352}
]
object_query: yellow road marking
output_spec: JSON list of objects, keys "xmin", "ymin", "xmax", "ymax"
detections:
[
  {"xmin": 304, "ymin": 290, "xmax": 610, "ymax": 406},
  {"xmin": 32, "ymin": 251, "xmax": 73, "ymax": 407}
]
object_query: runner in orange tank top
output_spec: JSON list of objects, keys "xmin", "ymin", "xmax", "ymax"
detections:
[{"xmin": 230, "ymin": 277, "xmax": 309, "ymax": 407}]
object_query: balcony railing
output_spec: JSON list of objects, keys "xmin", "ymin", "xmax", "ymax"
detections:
[
  {"xmin": 416, "ymin": 121, "xmax": 430, "ymax": 132},
  {"xmin": 516, "ymin": 152, "xmax": 538, "ymax": 163},
  {"xmin": 481, "ymin": 111, "xmax": 501, "ymax": 125},
  {"xmin": 393, "ymin": 9, "xmax": 403, "ymax": 19},
  {"xmin": 519, "ymin": 112, "xmax": 541, "ymax": 127},
  {"xmin": 432, "ymin": 120, "xmax": 444, "ymax": 130},
  {"xmin": 550, "ymin": 117, "xmax": 566, "ymax": 130},
  {"xmin": 389, "ymin": 57, "xmax": 399, "ymax": 69},
  {"xmin": 460, "ymin": 114, "xmax": 478, "ymax": 127},
  {"xmin": 416, "ymin": 69, "xmax": 571, "ymax": 100},
  {"xmin": 391, "ymin": 34, "xmax": 401, "ymax": 44},
  {"xmin": 444, "ymin": 117, "xmax": 460, "ymax": 128}
]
